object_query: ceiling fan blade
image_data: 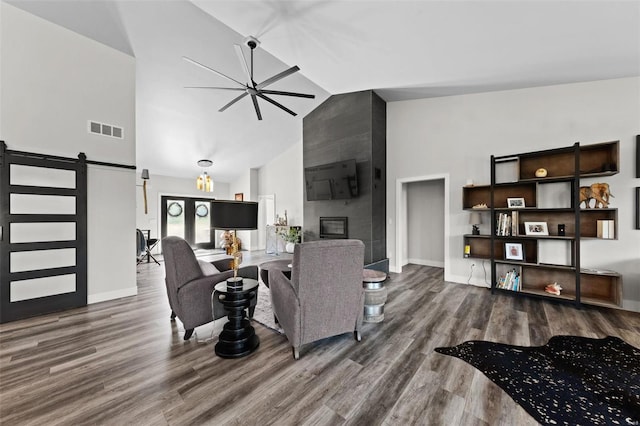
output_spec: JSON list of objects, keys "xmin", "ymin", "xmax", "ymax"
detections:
[
  {"xmin": 234, "ymin": 44, "xmax": 253, "ymax": 84},
  {"xmin": 184, "ymin": 86, "xmax": 246, "ymax": 91},
  {"xmin": 257, "ymin": 93, "xmax": 297, "ymax": 117},
  {"xmin": 256, "ymin": 66, "xmax": 300, "ymax": 90},
  {"xmin": 260, "ymin": 89, "xmax": 315, "ymax": 99},
  {"xmin": 251, "ymin": 95, "xmax": 263, "ymax": 120},
  {"xmin": 219, "ymin": 92, "xmax": 249, "ymax": 112},
  {"xmin": 183, "ymin": 56, "xmax": 246, "ymax": 88}
]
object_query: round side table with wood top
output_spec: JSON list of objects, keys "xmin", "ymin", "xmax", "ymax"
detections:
[
  {"xmin": 213, "ymin": 278, "xmax": 260, "ymax": 358},
  {"xmin": 362, "ymin": 269, "xmax": 388, "ymax": 323},
  {"xmin": 258, "ymin": 259, "xmax": 292, "ymax": 288}
]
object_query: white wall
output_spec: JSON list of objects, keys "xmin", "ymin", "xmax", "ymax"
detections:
[
  {"xmin": 88, "ymin": 166, "xmax": 136, "ymax": 303},
  {"xmin": 406, "ymin": 179, "xmax": 445, "ymax": 267},
  {"xmin": 1, "ymin": 3, "xmax": 138, "ymax": 304},
  {"xmin": 229, "ymin": 169, "xmax": 250, "ymax": 203},
  {"xmin": 0, "ymin": 3, "xmax": 135, "ymax": 163},
  {"xmin": 257, "ymin": 140, "xmax": 304, "ymax": 226},
  {"xmin": 387, "ymin": 77, "xmax": 640, "ymax": 311}
]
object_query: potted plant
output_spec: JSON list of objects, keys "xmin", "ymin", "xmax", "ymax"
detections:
[{"xmin": 279, "ymin": 227, "xmax": 301, "ymax": 253}]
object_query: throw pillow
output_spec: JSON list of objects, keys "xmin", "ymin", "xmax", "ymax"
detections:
[{"xmin": 198, "ymin": 259, "xmax": 220, "ymax": 276}]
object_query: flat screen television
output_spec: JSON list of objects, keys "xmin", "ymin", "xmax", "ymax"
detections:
[{"xmin": 304, "ymin": 159, "xmax": 358, "ymax": 201}]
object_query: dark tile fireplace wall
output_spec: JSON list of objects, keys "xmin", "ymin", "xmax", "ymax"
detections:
[{"xmin": 303, "ymin": 90, "xmax": 387, "ymax": 270}]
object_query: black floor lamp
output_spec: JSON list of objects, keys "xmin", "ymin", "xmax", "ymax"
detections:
[{"xmin": 211, "ymin": 200, "xmax": 258, "ymax": 287}]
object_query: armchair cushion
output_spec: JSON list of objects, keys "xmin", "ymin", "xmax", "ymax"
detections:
[{"xmin": 198, "ymin": 259, "xmax": 220, "ymax": 275}]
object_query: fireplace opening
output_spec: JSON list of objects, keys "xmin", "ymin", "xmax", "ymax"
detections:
[{"xmin": 319, "ymin": 217, "xmax": 348, "ymax": 239}]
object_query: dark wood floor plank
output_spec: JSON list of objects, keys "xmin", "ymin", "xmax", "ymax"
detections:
[
  {"xmin": 437, "ymin": 327, "xmax": 486, "ymax": 400},
  {"xmin": 326, "ymin": 334, "xmax": 415, "ymax": 418},
  {"xmin": 256, "ymin": 358, "xmax": 360, "ymax": 426},
  {"xmin": 1, "ymin": 252, "xmax": 638, "ymax": 425},
  {"xmin": 383, "ymin": 361, "xmax": 453, "ymax": 425},
  {"xmin": 342, "ymin": 340, "xmax": 427, "ymax": 425},
  {"xmin": 462, "ymin": 370, "xmax": 506, "ymax": 425},
  {"xmin": 300, "ymin": 404, "xmax": 345, "ymax": 426}
]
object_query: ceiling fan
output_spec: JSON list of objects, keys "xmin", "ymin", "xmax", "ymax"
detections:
[{"xmin": 183, "ymin": 36, "xmax": 315, "ymax": 120}]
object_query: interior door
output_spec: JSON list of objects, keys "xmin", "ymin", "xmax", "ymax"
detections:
[{"xmin": 0, "ymin": 142, "xmax": 87, "ymax": 323}]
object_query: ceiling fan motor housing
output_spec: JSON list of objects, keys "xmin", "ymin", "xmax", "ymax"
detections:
[{"xmin": 244, "ymin": 36, "xmax": 260, "ymax": 50}]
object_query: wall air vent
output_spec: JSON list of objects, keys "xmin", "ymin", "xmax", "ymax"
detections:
[{"xmin": 88, "ymin": 120, "xmax": 124, "ymax": 139}]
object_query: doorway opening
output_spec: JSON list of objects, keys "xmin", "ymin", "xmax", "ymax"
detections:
[
  {"xmin": 395, "ymin": 174, "xmax": 450, "ymax": 281},
  {"xmin": 257, "ymin": 194, "xmax": 275, "ymax": 251}
]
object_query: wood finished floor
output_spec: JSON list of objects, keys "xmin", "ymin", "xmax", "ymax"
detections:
[{"xmin": 1, "ymin": 256, "xmax": 640, "ymax": 425}]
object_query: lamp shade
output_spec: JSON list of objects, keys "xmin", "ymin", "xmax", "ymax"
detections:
[
  {"xmin": 469, "ymin": 211, "xmax": 482, "ymax": 225},
  {"xmin": 141, "ymin": 169, "xmax": 149, "ymax": 180},
  {"xmin": 211, "ymin": 200, "xmax": 258, "ymax": 230}
]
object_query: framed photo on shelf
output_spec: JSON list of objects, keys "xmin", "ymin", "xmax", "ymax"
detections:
[
  {"xmin": 507, "ymin": 197, "xmax": 526, "ymax": 208},
  {"xmin": 234, "ymin": 193, "xmax": 244, "ymax": 201},
  {"xmin": 524, "ymin": 221, "xmax": 549, "ymax": 236},
  {"xmin": 504, "ymin": 242, "xmax": 525, "ymax": 261}
]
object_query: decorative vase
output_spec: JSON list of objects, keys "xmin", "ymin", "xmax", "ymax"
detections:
[{"xmin": 285, "ymin": 242, "xmax": 295, "ymax": 253}]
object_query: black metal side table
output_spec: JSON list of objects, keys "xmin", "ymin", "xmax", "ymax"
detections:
[{"xmin": 213, "ymin": 278, "xmax": 260, "ymax": 358}]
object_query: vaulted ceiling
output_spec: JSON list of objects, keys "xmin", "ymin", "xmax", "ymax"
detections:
[{"xmin": 7, "ymin": 0, "xmax": 640, "ymax": 182}]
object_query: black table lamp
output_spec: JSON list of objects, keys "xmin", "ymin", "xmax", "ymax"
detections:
[
  {"xmin": 469, "ymin": 211, "xmax": 482, "ymax": 235},
  {"xmin": 211, "ymin": 200, "xmax": 258, "ymax": 287}
]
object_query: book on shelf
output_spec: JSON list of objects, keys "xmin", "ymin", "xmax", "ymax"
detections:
[
  {"xmin": 511, "ymin": 211, "xmax": 519, "ymax": 236},
  {"xmin": 497, "ymin": 268, "xmax": 520, "ymax": 291},
  {"xmin": 596, "ymin": 220, "xmax": 615, "ymax": 239},
  {"xmin": 495, "ymin": 213, "xmax": 512, "ymax": 236}
]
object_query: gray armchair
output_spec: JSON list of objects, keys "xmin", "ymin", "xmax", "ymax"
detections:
[
  {"xmin": 269, "ymin": 239, "xmax": 365, "ymax": 359},
  {"xmin": 162, "ymin": 236, "xmax": 258, "ymax": 340}
]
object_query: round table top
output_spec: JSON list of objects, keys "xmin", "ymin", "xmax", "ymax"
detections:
[
  {"xmin": 363, "ymin": 269, "xmax": 387, "ymax": 282},
  {"xmin": 214, "ymin": 278, "xmax": 258, "ymax": 293},
  {"xmin": 259, "ymin": 259, "xmax": 292, "ymax": 271}
]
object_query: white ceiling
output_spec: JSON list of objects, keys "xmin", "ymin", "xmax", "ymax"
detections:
[{"xmin": 6, "ymin": 0, "xmax": 640, "ymax": 182}]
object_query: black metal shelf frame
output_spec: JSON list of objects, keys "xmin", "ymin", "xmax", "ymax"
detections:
[{"xmin": 490, "ymin": 142, "xmax": 582, "ymax": 307}]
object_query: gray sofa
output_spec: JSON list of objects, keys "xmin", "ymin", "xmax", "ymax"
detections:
[
  {"xmin": 269, "ymin": 239, "xmax": 365, "ymax": 359},
  {"xmin": 162, "ymin": 236, "xmax": 258, "ymax": 340}
]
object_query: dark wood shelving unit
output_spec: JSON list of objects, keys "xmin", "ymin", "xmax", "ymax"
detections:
[{"xmin": 463, "ymin": 140, "xmax": 622, "ymax": 308}]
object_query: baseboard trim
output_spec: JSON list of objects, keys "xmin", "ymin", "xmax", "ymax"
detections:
[
  {"xmin": 622, "ymin": 299, "xmax": 640, "ymax": 312},
  {"xmin": 88, "ymin": 287, "xmax": 138, "ymax": 304},
  {"xmin": 407, "ymin": 258, "xmax": 444, "ymax": 268}
]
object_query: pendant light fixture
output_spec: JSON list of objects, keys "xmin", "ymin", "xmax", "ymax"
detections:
[{"xmin": 196, "ymin": 159, "xmax": 213, "ymax": 192}]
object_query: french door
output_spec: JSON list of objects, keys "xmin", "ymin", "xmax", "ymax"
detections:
[{"xmin": 160, "ymin": 196, "xmax": 216, "ymax": 249}]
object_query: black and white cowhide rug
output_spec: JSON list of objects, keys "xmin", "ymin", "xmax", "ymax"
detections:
[{"xmin": 435, "ymin": 335, "xmax": 640, "ymax": 425}]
